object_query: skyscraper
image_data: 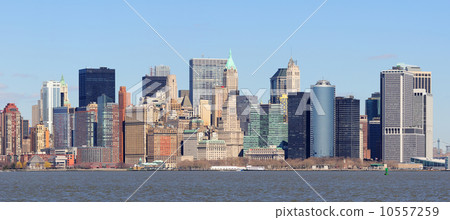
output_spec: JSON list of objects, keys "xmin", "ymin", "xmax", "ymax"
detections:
[
  {"xmin": 118, "ymin": 86, "xmax": 131, "ymax": 163},
  {"xmin": 360, "ymin": 115, "xmax": 370, "ymax": 159},
  {"xmin": 381, "ymin": 65, "xmax": 425, "ymax": 162},
  {"xmin": 142, "ymin": 75, "xmax": 167, "ymax": 98},
  {"xmin": 97, "ymin": 94, "xmax": 119, "ymax": 150},
  {"xmin": 1, "ymin": 103, "xmax": 22, "ymax": 156},
  {"xmin": 166, "ymin": 74, "xmax": 178, "ymax": 102},
  {"xmin": 74, "ymin": 103, "xmax": 97, "ymax": 147},
  {"xmin": 368, "ymin": 117, "xmax": 382, "ymax": 160},
  {"xmin": 408, "ymin": 65, "xmax": 433, "ymax": 158},
  {"xmin": 287, "ymin": 92, "xmax": 310, "ymax": 159},
  {"xmin": 365, "ymin": 92, "xmax": 381, "ymax": 121},
  {"xmin": 236, "ymin": 95, "xmax": 258, "ymax": 136},
  {"xmin": 40, "ymin": 81, "xmax": 61, "ymax": 134},
  {"xmin": 53, "ymin": 107, "xmax": 71, "ymax": 149},
  {"xmin": 335, "ymin": 96, "xmax": 360, "ymax": 158},
  {"xmin": 270, "ymin": 58, "xmax": 300, "ymax": 104},
  {"xmin": 223, "ymin": 50, "xmax": 239, "ymax": 95},
  {"xmin": 31, "ymin": 101, "xmax": 40, "ymax": 127},
  {"xmin": 150, "ymin": 65, "xmax": 170, "ymax": 77},
  {"xmin": 79, "ymin": 67, "xmax": 115, "ymax": 107},
  {"xmin": 189, "ymin": 57, "xmax": 227, "ymax": 111},
  {"xmin": 60, "ymin": 75, "xmax": 70, "ymax": 107},
  {"xmin": 310, "ymin": 80, "xmax": 335, "ymax": 158},
  {"xmin": 217, "ymin": 95, "xmax": 244, "ymax": 158}
]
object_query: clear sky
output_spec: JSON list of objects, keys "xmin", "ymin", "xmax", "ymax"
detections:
[{"xmin": 0, "ymin": 0, "xmax": 449, "ymax": 147}]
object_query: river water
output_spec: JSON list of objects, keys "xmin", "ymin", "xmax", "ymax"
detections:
[{"xmin": 0, "ymin": 171, "xmax": 448, "ymax": 202}]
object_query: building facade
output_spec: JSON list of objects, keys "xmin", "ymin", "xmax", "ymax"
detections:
[
  {"xmin": 287, "ymin": 92, "xmax": 310, "ymax": 159},
  {"xmin": 41, "ymin": 80, "xmax": 61, "ymax": 134},
  {"xmin": 270, "ymin": 58, "xmax": 300, "ymax": 104},
  {"xmin": 53, "ymin": 107, "xmax": 71, "ymax": 149},
  {"xmin": 1, "ymin": 103, "xmax": 22, "ymax": 156},
  {"xmin": 310, "ymin": 80, "xmax": 335, "ymax": 157},
  {"xmin": 79, "ymin": 67, "xmax": 115, "ymax": 107},
  {"xmin": 334, "ymin": 96, "xmax": 360, "ymax": 158},
  {"xmin": 381, "ymin": 65, "xmax": 425, "ymax": 162},
  {"xmin": 189, "ymin": 57, "xmax": 227, "ymax": 111}
]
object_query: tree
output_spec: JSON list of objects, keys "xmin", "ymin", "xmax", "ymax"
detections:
[{"xmin": 16, "ymin": 162, "xmax": 22, "ymax": 169}]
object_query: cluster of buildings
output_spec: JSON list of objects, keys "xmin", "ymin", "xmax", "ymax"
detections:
[{"xmin": 0, "ymin": 51, "xmax": 439, "ymax": 169}]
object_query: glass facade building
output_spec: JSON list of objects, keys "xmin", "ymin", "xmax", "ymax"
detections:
[
  {"xmin": 365, "ymin": 92, "xmax": 380, "ymax": 121},
  {"xmin": 97, "ymin": 95, "xmax": 119, "ymax": 150},
  {"xmin": 287, "ymin": 92, "xmax": 310, "ymax": 159},
  {"xmin": 189, "ymin": 58, "xmax": 227, "ymax": 111},
  {"xmin": 142, "ymin": 75, "xmax": 167, "ymax": 98},
  {"xmin": 41, "ymin": 81, "xmax": 61, "ymax": 134},
  {"xmin": 79, "ymin": 67, "xmax": 115, "ymax": 107},
  {"xmin": 335, "ymin": 96, "xmax": 360, "ymax": 158},
  {"xmin": 310, "ymin": 80, "xmax": 335, "ymax": 157},
  {"xmin": 53, "ymin": 107, "xmax": 71, "ymax": 149}
]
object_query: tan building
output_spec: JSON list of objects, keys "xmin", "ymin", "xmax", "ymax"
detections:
[
  {"xmin": 217, "ymin": 95, "xmax": 244, "ymax": 158},
  {"xmin": 31, "ymin": 124, "xmax": 49, "ymax": 153},
  {"xmin": 197, "ymin": 140, "xmax": 227, "ymax": 160},
  {"xmin": 124, "ymin": 105, "xmax": 151, "ymax": 164},
  {"xmin": 199, "ymin": 100, "xmax": 211, "ymax": 126}
]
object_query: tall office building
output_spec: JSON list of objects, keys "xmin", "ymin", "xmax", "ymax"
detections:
[
  {"xmin": 166, "ymin": 74, "xmax": 178, "ymax": 102},
  {"xmin": 236, "ymin": 95, "xmax": 258, "ymax": 136},
  {"xmin": 270, "ymin": 58, "xmax": 300, "ymax": 104},
  {"xmin": 310, "ymin": 80, "xmax": 335, "ymax": 157},
  {"xmin": 217, "ymin": 95, "xmax": 244, "ymax": 158},
  {"xmin": 365, "ymin": 92, "xmax": 381, "ymax": 121},
  {"xmin": 408, "ymin": 65, "xmax": 433, "ymax": 158},
  {"xmin": 53, "ymin": 107, "xmax": 71, "ymax": 149},
  {"xmin": 360, "ymin": 115, "xmax": 370, "ymax": 159},
  {"xmin": 97, "ymin": 95, "xmax": 119, "ymax": 151},
  {"xmin": 413, "ymin": 89, "xmax": 433, "ymax": 158},
  {"xmin": 189, "ymin": 57, "xmax": 227, "ymax": 111},
  {"xmin": 223, "ymin": 50, "xmax": 239, "ymax": 95},
  {"xmin": 125, "ymin": 105, "xmax": 151, "ymax": 164},
  {"xmin": 31, "ymin": 101, "xmax": 40, "ymax": 127},
  {"xmin": 335, "ymin": 96, "xmax": 360, "ymax": 158},
  {"xmin": 40, "ymin": 81, "xmax": 61, "ymax": 134},
  {"xmin": 30, "ymin": 123, "xmax": 49, "ymax": 153},
  {"xmin": 381, "ymin": 65, "xmax": 425, "ymax": 162},
  {"xmin": 60, "ymin": 75, "xmax": 70, "ymax": 107},
  {"xmin": 287, "ymin": 92, "xmax": 310, "ymax": 159},
  {"xmin": 79, "ymin": 67, "xmax": 115, "ymax": 107},
  {"xmin": 118, "ymin": 86, "xmax": 131, "ymax": 163},
  {"xmin": 368, "ymin": 117, "xmax": 382, "ymax": 160},
  {"xmin": 244, "ymin": 103, "xmax": 288, "ymax": 154},
  {"xmin": 74, "ymin": 103, "xmax": 98, "ymax": 147},
  {"xmin": 22, "ymin": 119, "xmax": 29, "ymax": 139},
  {"xmin": 1, "ymin": 103, "xmax": 22, "ymax": 156},
  {"xmin": 150, "ymin": 65, "xmax": 170, "ymax": 77},
  {"xmin": 142, "ymin": 75, "xmax": 167, "ymax": 98}
]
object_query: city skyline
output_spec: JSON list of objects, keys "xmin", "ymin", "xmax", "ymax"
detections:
[{"xmin": 0, "ymin": 0, "xmax": 449, "ymax": 145}]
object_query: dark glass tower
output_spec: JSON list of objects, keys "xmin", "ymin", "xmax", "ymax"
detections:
[
  {"xmin": 142, "ymin": 75, "xmax": 167, "ymax": 98},
  {"xmin": 79, "ymin": 67, "xmax": 115, "ymax": 107},
  {"xmin": 287, "ymin": 92, "xmax": 310, "ymax": 159},
  {"xmin": 335, "ymin": 96, "xmax": 360, "ymax": 158},
  {"xmin": 365, "ymin": 92, "xmax": 380, "ymax": 121}
]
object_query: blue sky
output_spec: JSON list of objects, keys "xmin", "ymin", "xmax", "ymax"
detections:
[{"xmin": 0, "ymin": 0, "xmax": 449, "ymax": 146}]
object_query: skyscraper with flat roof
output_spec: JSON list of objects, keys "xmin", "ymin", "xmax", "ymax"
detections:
[
  {"xmin": 335, "ymin": 96, "xmax": 360, "ymax": 158},
  {"xmin": 310, "ymin": 80, "xmax": 335, "ymax": 158},
  {"xmin": 79, "ymin": 67, "xmax": 115, "ymax": 107},
  {"xmin": 189, "ymin": 57, "xmax": 227, "ymax": 111},
  {"xmin": 287, "ymin": 92, "xmax": 310, "ymax": 159},
  {"xmin": 41, "ymin": 80, "xmax": 61, "ymax": 134},
  {"xmin": 381, "ymin": 65, "xmax": 425, "ymax": 162},
  {"xmin": 53, "ymin": 107, "xmax": 71, "ymax": 149},
  {"xmin": 1, "ymin": 103, "xmax": 22, "ymax": 156}
]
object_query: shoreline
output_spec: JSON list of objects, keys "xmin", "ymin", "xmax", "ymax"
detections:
[{"xmin": 0, "ymin": 168, "xmax": 447, "ymax": 172}]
